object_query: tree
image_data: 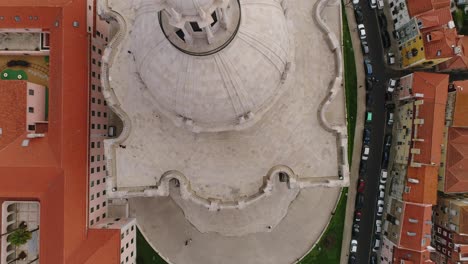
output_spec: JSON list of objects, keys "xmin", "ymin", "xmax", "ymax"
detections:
[
  {"xmin": 7, "ymin": 227, "xmax": 32, "ymax": 246},
  {"xmin": 0, "ymin": 221, "xmax": 27, "ymax": 238}
]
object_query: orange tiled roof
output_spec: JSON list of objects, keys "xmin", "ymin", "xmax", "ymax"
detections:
[
  {"xmin": 461, "ymin": 206, "xmax": 468, "ymax": 234},
  {"xmin": 438, "ymin": 36, "xmax": 468, "ymax": 71},
  {"xmin": 417, "ymin": 7, "xmax": 453, "ymax": 31},
  {"xmin": 423, "ymin": 27, "xmax": 459, "ymax": 60},
  {"xmin": 399, "ymin": 202, "xmax": 433, "ymax": 251},
  {"xmin": 452, "ymin": 81, "xmax": 468, "ymax": 127},
  {"xmin": 0, "ymin": 81, "xmax": 27, "ymax": 151},
  {"xmin": 393, "ymin": 247, "xmax": 434, "ymax": 264},
  {"xmin": 407, "ymin": 0, "xmax": 451, "ymax": 17},
  {"xmin": 444, "ymin": 127, "xmax": 468, "ymax": 193},
  {"xmin": 411, "ymin": 72, "xmax": 448, "ymax": 165},
  {"xmin": 403, "ymin": 166, "xmax": 438, "ymax": 205}
]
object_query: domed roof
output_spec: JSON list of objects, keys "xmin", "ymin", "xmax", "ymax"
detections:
[
  {"xmin": 131, "ymin": 0, "xmax": 290, "ymax": 132},
  {"xmin": 164, "ymin": 0, "xmax": 219, "ymax": 16}
]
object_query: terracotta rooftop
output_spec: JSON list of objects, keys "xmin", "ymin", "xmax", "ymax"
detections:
[
  {"xmin": 437, "ymin": 36, "xmax": 468, "ymax": 71},
  {"xmin": 411, "ymin": 72, "xmax": 448, "ymax": 166},
  {"xmin": 399, "ymin": 202, "xmax": 433, "ymax": 251},
  {"xmin": 0, "ymin": 1, "xmax": 120, "ymax": 263},
  {"xmin": 452, "ymin": 81, "xmax": 468, "ymax": 127},
  {"xmin": 403, "ymin": 166, "xmax": 438, "ymax": 205},
  {"xmin": 417, "ymin": 7, "xmax": 453, "ymax": 31},
  {"xmin": 444, "ymin": 127, "xmax": 468, "ymax": 193},
  {"xmin": 393, "ymin": 247, "xmax": 434, "ymax": 264},
  {"xmin": 407, "ymin": 0, "xmax": 450, "ymax": 17},
  {"xmin": 0, "ymin": 81, "xmax": 27, "ymax": 151},
  {"xmin": 423, "ymin": 27, "xmax": 459, "ymax": 60}
]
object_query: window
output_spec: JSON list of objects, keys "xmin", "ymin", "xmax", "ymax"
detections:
[
  {"xmin": 91, "ymin": 219, "xmax": 94, "ymax": 225},
  {"xmin": 97, "ymin": 167, "xmax": 100, "ymax": 173},
  {"xmin": 97, "ymin": 155, "xmax": 101, "ymax": 161},
  {"xmin": 92, "ymin": 71, "xmax": 95, "ymax": 77},
  {"xmin": 103, "ymin": 178, "xmax": 106, "ymax": 183},
  {"xmin": 103, "ymin": 201, "xmax": 106, "ymax": 207},
  {"xmin": 102, "ymin": 213, "xmax": 106, "ymax": 218},
  {"xmin": 28, "ymin": 125, "xmax": 35, "ymax": 131},
  {"xmin": 121, "ymin": 234, "xmax": 124, "ymax": 240},
  {"xmin": 98, "ymin": 86, "xmax": 102, "ymax": 92},
  {"xmin": 96, "ymin": 216, "xmax": 100, "ymax": 222},
  {"xmin": 97, "ymin": 192, "xmax": 100, "ymax": 198},
  {"xmin": 97, "ymin": 204, "xmax": 100, "ymax": 210},
  {"xmin": 91, "ymin": 142, "xmax": 95, "ymax": 148},
  {"xmin": 92, "ymin": 45, "xmax": 96, "ymax": 51},
  {"xmin": 121, "ymin": 247, "xmax": 124, "ymax": 253},
  {"xmin": 28, "ymin": 89, "xmax": 34, "ymax": 95},
  {"xmin": 98, "ymin": 99, "xmax": 101, "ymax": 105},
  {"xmin": 103, "ymin": 165, "xmax": 106, "ymax": 171},
  {"xmin": 97, "ymin": 142, "xmax": 101, "ymax": 148},
  {"xmin": 91, "ymin": 194, "xmax": 94, "ymax": 200},
  {"xmin": 91, "ymin": 156, "xmax": 95, "ymax": 162},
  {"xmin": 97, "ymin": 111, "xmax": 101, "ymax": 117},
  {"xmin": 126, "ymin": 230, "xmax": 129, "ymax": 235},
  {"xmin": 103, "ymin": 190, "xmax": 106, "ymax": 195},
  {"xmin": 92, "ymin": 84, "xmax": 96, "ymax": 90},
  {"xmin": 104, "ymin": 112, "xmax": 107, "ymax": 118},
  {"xmin": 131, "ymin": 238, "xmax": 134, "ymax": 244},
  {"xmin": 91, "ymin": 207, "xmax": 94, "ymax": 213},
  {"xmin": 98, "ymin": 49, "xmax": 102, "ymax": 55},
  {"xmin": 190, "ymin": 22, "xmax": 202, "ymax": 32},
  {"xmin": 92, "ymin": 58, "xmax": 96, "ymax": 64},
  {"xmin": 92, "ymin": 97, "xmax": 96, "ymax": 103},
  {"xmin": 91, "ymin": 181, "xmax": 94, "ymax": 187},
  {"xmin": 98, "ymin": 61, "xmax": 102, "ymax": 67},
  {"xmin": 92, "ymin": 111, "xmax": 95, "ymax": 116},
  {"xmin": 126, "ymin": 242, "xmax": 129, "ymax": 248},
  {"xmin": 131, "ymin": 225, "xmax": 134, "ymax": 231},
  {"xmin": 211, "ymin": 12, "xmax": 218, "ymax": 27},
  {"xmin": 97, "ymin": 124, "xmax": 101, "ymax": 129},
  {"xmin": 28, "ymin": 107, "xmax": 34, "ymax": 113},
  {"xmin": 91, "ymin": 124, "xmax": 95, "ymax": 129},
  {"xmin": 91, "ymin": 167, "xmax": 95, "ymax": 173}
]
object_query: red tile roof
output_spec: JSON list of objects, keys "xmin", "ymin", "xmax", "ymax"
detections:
[
  {"xmin": 407, "ymin": 0, "xmax": 451, "ymax": 17},
  {"xmin": 0, "ymin": 81, "xmax": 26, "ymax": 151},
  {"xmin": 444, "ymin": 127, "xmax": 468, "ymax": 193},
  {"xmin": 417, "ymin": 7, "xmax": 453, "ymax": 31},
  {"xmin": 403, "ymin": 166, "xmax": 438, "ymax": 205},
  {"xmin": 452, "ymin": 81, "xmax": 468, "ymax": 127},
  {"xmin": 437, "ymin": 36, "xmax": 468, "ymax": 71},
  {"xmin": 399, "ymin": 202, "xmax": 433, "ymax": 251},
  {"xmin": 393, "ymin": 247, "xmax": 435, "ymax": 264},
  {"xmin": 411, "ymin": 72, "xmax": 449, "ymax": 166},
  {"xmin": 423, "ymin": 27, "xmax": 459, "ymax": 60}
]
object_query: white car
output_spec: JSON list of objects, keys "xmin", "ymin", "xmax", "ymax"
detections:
[
  {"xmin": 369, "ymin": 0, "xmax": 377, "ymax": 8},
  {"xmin": 388, "ymin": 52, "xmax": 395, "ymax": 65},
  {"xmin": 362, "ymin": 145, "xmax": 370, "ymax": 161},
  {"xmin": 377, "ymin": 200, "xmax": 384, "ymax": 216},
  {"xmin": 379, "ymin": 190, "xmax": 385, "ymax": 199},
  {"xmin": 350, "ymin": 239, "xmax": 358, "ymax": 253},
  {"xmin": 380, "ymin": 169, "xmax": 388, "ymax": 184},
  {"xmin": 373, "ymin": 237, "xmax": 381, "ymax": 252},
  {"xmin": 377, "ymin": 0, "xmax": 384, "ymax": 9},
  {"xmin": 387, "ymin": 78, "xmax": 396, "ymax": 93},
  {"xmin": 375, "ymin": 220, "xmax": 382, "ymax": 234},
  {"xmin": 358, "ymin": 24, "xmax": 367, "ymax": 40},
  {"xmin": 353, "ymin": 0, "xmax": 359, "ymax": 4}
]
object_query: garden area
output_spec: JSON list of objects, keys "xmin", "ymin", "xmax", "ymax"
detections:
[{"xmin": 452, "ymin": 6, "xmax": 468, "ymax": 35}]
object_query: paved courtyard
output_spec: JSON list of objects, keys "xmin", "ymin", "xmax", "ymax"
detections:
[{"xmin": 101, "ymin": 0, "xmax": 347, "ymax": 262}]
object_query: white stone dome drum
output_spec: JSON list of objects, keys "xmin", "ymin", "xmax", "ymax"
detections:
[{"xmin": 131, "ymin": 0, "xmax": 291, "ymax": 132}]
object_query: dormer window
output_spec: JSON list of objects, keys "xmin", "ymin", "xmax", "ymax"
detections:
[
  {"xmin": 211, "ymin": 12, "xmax": 218, "ymax": 27},
  {"xmin": 190, "ymin": 22, "xmax": 202, "ymax": 32}
]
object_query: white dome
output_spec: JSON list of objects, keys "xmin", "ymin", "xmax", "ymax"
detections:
[
  {"xmin": 165, "ymin": 0, "xmax": 218, "ymax": 16},
  {"xmin": 131, "ymin": 0, "xmax": 290, "ymax": 132}
]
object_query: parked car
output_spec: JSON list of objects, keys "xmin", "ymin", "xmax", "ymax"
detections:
[
  {"xmin": 356, "ymin": 193, "xmax": 365, "ymax": 209},
  {"xmin": 352, "ymin": 223, "xmax": 360, "ymax": 237},
  {"xmin": 365, "ymin": 111, "xmax": 373, "ymax": 123},
  {"xmin": 382, "ymin": 150, "xmax": 389, "ymax": 168},
  {"xmin": 350, "ymin": 239, "xmax": 358, "ymax": 253},
  {"xmin": 387, "ymin": 78, "xmax": 396, "ymax": 93},
  {"xmin": 381, "ymin": 31, "xmax": 391, "ymax": 48},
  {"xmin": 359, "ymin": 160, "xmax": 367, "ymax": 177},
  {"xmin": 353, "ymin": 0, "xmax": 359, "ymax": 4},
  {"xmin": 373, "ymin": 236, "xmax": 381, "ymax": 252},
  {"xmin": 376, "ymin": 200, "xmax": 384, "ymax": 216},
  {"xmin": 380, "ymin": 169, "xmax": 388, "ymax": 184},
  {"xmin": 366, "ymin": 77, "xmax": 373, "ymax": 91},
  {"xmin": 387, "ymin": 111, "xmax": 394, "ymax": 126},
  {"xmin": 361, "ymin": 40, "xmax": 369, "ymax": 54},
  {"xmin": 349, "ymin": 254, "xmax": 357, "ymax": 264},
  {"xmin": 358, "ymin": 24, "xmax": 367, "ymax": 39},
  {"xmin": 357, "ymin": 178, "xmax": 366, "ymax": 193},
  {"xmin": 369, "ymin": 0, "xmax": 377, "ymax": 9},
  {"xmin": 364, "ymin": 59, "xmax": 373, "ymax": 76},
  {"xmin": 366, "ymin": 91, "xmax": 373, "ymax": 107},
  {"xmin": 377, "ymin": 0, "xmax": 384, "ymax": 9},
  {"xmin": 387, "ymin": 52, "xmax": 395, "ymax": 65},
  {"xmin": 384, "ymin": 134, "xmax": 392, "ymax": 148},
  {"xmin": 375, "ymin": 220, "xmax": 382, "ymax": 234},
  {"xmin": 378, "ymin": 13, "xmax": 387, "ymax": 28},
  {"xmin": 354, "ymin": 210, "xmax": 362, "ymax": 222},
  {"xmin": 363, "ymin": 127, "xmax": 371, "ymax": 145},
  {"xmin": 370, "ymin": 253, "xmax": 378, "ymax": 264},
  {"xmin": 354, "ymin": 7, "xmax": 364, "ymax": 24},
  {"xmin": 379, "ymin": 189, "xmax": 385, "ymax": 199},
  {"xmin": 362, "ymin": 145, "xmax": 370, "ymax": 161}
]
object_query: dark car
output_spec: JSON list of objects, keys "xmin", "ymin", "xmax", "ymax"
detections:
[
  {"xmin": 370, "ymin": 253, "xmax": 378, "ymax": 264},
  {"xmin": 349, "ymin": 254, "xmax": 357, "ymax": 264},
  {"xmin": 366, "ymin": 92, "xmax": 373, "ymax": 108},
  {"xmin": 354, "ymin": 7, "xmax": 364, "ymax": 24},
  {"xmin": 7, "ymin": 60, "xmax": 30, "ymax": 67},
  {"xmin": 384, "ymin": 134, "xmax": 392, "ymax": 148},
  {"xmin": 355, "ymin": 193, "xmax": 365, "ymax": 209},
  {"xmin": 363, "ymin": 127, "xmax": 371, "ymax": 145},
  {"xmin": 366, "ymin": 77, "xmax": 374, "ymax": 91},
  {"xmin": 354, "ymin": 210, "xmax": 362, "ymax": 222},
  {"xmin": 361, "ymin": 41, "xmax": 369, "ymax": 54},
  {"xmin": 357, "ymin": 178, "xmax": 366, "ymax": 193},
  {"xmin": 359, "ymin": 160, "xmax": 367, "ymax": 177},
  {"xmin": 378, "ymin": 13, "xmax": 387, "ymax": 29},
  {"xmin": 382, "ymin": 150, "xmax": 389, "ymax": 169},
  {"xmin": 381, "ymin": 31, "xmax": 391, "ymax": 48}
]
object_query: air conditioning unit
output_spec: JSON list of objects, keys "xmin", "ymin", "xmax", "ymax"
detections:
[{"xmin": 448, "ymin": 21, "xmax": 455, "ymax": 29}]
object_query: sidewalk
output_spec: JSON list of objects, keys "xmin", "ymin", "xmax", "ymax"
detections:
[{"xmin": 339, "ymin": 1, "xmax": 367, "ymax": 264}]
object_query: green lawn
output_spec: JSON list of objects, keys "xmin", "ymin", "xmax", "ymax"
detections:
[
  {"xmin": 1, "ymin": 69, "xmax": 28, "ymax": 80},
  {"xmin": 342, "ymin": 2, "xmax": 358, "ymax": 165},
  {"xmin": 298, "ymin": 188, "xmax": 348, "ymax": 264},
  {"xmin": 136, "ymin": 229, "xmax": 167, "ymax": 264}
]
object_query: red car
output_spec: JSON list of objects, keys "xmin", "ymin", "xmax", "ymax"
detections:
[
  {"xmin": 357, "ymin": 179, "xmax": 366, "ymax": 193},
  {"xmin": 354, "ymin": 210, "xmax": 362, "ymax": 222}
]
